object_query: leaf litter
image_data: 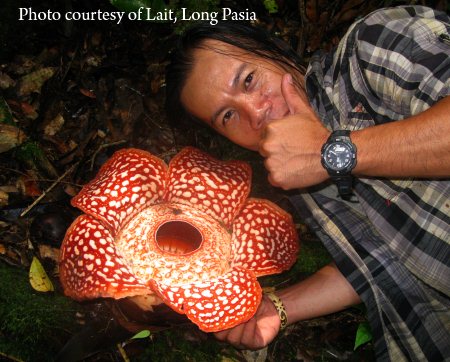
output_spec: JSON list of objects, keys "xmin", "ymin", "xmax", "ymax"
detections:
[{"xmin": 4, "ymin": 0, "xmax": 443, "ymax": 360}]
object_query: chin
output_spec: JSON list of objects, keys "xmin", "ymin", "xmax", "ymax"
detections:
[
  {"xmin": 241, "ymin": 142, "xmax": 259, "ymax": 151},
  {"xmin": 235, "ymin": 137, "xmax": 259, "ymax": 151}
]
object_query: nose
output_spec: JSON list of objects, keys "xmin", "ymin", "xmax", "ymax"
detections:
[{"xmin": 242, "ymin": 93, "xmax": 271, "ymax": 130}]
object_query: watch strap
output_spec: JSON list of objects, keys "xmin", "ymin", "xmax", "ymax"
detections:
[
  {"xmin": 332, "ymin": 175, "xmax": 353, "ymax": 199},
  {"xmin": 323, "ymin": 129, "xmax": 356, "ymax": 199},
  {"xmin": 328, "ymin": 129, "xmax": 351, "ymax": 141}
]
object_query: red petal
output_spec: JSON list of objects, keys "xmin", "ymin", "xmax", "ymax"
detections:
[
  {"xmin": 72, "ymin": 148, "xmax": 167, "ymax": 234},
  {"xmin": 165, "ymin": 147, "xmax": 251, "ymax": 228},
  {"xmin": 151, "ymin": 268, "xmax": 262, "ymax": 332},
  {"xmin": 231, "ymin": 198, "xmax": 299, "ymax": 275},
  {"xmin": 60, "ymin": 215, "xmax": 151, "ymax": 300}
]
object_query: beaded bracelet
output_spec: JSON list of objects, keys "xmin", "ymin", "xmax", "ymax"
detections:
[{"xmin": 266, "ymin": 292, "xmax": 288, "ymax": 330}]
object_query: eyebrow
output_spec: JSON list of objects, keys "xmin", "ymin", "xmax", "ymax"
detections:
[{"xmin": 210, "ymin": 62, "xmax": 247, "ymax": 126}]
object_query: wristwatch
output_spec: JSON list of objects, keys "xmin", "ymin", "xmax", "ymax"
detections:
[{"xmin": 321, "ymin": 130, "xmax": 357, "ymax": 199}]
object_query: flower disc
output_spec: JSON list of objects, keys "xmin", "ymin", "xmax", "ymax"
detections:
[{"xmin": 115, "ymin": 202, "xmax": 233, "ymax": 286}]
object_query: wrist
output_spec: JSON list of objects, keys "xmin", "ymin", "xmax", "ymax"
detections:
[
  {"xmin": 318, "ymin": 131, "xmax": 331, "ymax": 175},
  {"xmin": 312, "ymin": 130, "xmax": 331, "ymax": 184},
  {"xmin": 265, "ymin": 292, "xmax": 288, "ymax": 330},
  {"xmin": 349, "ymin": 129, "xmax": 371, "ymax": 176}
]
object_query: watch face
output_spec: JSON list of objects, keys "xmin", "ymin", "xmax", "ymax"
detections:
[{"xmin": 323, "ymin": 142, "xmax": 354, "ymax": 171}]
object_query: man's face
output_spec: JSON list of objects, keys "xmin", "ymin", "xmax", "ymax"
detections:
[{"xmin": 181, "ymin": 40, "xmax": 292, "ymax": 150}]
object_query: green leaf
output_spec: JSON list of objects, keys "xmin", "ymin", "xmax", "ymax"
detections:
[
  {"xmin": 354, "ymin": 321, "xmax": 372, "ymax": 350},
  {"xmin": 16, "ymin": 141, "xmax": 58, "ymax": 177},
  {"xmin": 0, "ymin": 97, "xmax": 14, "ymax": 125},
  {"xmin": 263, "ymin": 0, "xmax": 278, "ymax": 14},
  {"xmin": 131, "ymin": 329, "xmax": 151, "ymax": 339}
]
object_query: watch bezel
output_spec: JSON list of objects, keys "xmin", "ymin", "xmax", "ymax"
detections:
[{"xmin": 321, "ymin": 131, "xmax": 357, "ymax": 176}]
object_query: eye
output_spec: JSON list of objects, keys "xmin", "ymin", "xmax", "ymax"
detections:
[
  {"xmin": 222, "ymin": 110, "xmax": 234, "ymax": 126},
  {"xmin": 244, "ymin": 72, "xmax": 254, "ymax": 90}
]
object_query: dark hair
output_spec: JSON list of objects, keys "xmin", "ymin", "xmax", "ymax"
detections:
[{"xmin": 164, "ymin": 22, "xmax": 306, "ymax": 127}]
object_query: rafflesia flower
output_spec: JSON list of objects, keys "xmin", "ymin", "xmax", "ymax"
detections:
[{"xmin": 60, "ymin": 147, "xmax": 299, "ymax": 332}]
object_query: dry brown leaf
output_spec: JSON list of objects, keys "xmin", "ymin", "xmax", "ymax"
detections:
[
  {"xmin": 43, "ymin": 114, "xmax": 65, "ymax": 136},
  {"xmin": 64, "ymin": 184, "xmax": 78, "ymax": 197},
  {"xmin": 20, "ymin": 101, "xmax": 39, "ymax": 119},
  {"xmin": 16, "ymin": 173, "xmax": 42, "ymax": 197},
  {"xmin": 0, "ymin": 190, "xmax": 8, "ymax": 207},
  {"xmin": 0, "ymin": 185, "xmax": 19, "ymax": 193},
  {"xmin": 0, "ymin": 72, "xmax": 16, "ymax": 89},
  {"xmin": 17, "ymin": 67, "xmax": 56, "ymax": 96},
  {"xmin": 0, "ymin": 123, "xmax": 27, "ymax": 153},
  {"xmin": 38, "ymin": 244, "xmax": 61, "ymax": 263},
  {"xmin": 79, "ymin": 88, "xmax": 96, "ymax": 98}
]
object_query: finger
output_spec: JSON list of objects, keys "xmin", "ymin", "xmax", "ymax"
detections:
[
  {"xmin": 281, "ymin": 73, "xmax": 304, "ymax": 115},
  {"xmin": 258, "ymin": 124, "xmax": 270, "ymax": 156},
  {"xmin": 214, "ymin": 329, "xmax": 230, "ymax": 342},
  {"xmin": 267, "ymin": 171, "xmax": 280, "ymax": 188},
  {"xmin": 226, "ymin": 323, "xmax": 246, "ymax": 347},
  {"xmin": 241, "ymin": 315, "xmax": 259, "ymax": 348},
  {"xmin": 258, "ymin": 121, "xmax": 279, "ymax": 157}
]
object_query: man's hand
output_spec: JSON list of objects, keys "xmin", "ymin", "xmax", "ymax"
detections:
[
  {"xmin": 259, "ymin": 74, "xmax": 330, "ymax": 189},
  {"xmin": 214, "ymin": 295, "xmax": 281, "ymax": 350}
]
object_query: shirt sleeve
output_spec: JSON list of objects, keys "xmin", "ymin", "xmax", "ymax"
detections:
[{"xmin": 353, "ymin": 6, "xmax": 450, "ymax": 116}]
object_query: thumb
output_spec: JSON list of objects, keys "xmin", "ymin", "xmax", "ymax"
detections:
[{"xmin": 281, "ymin": 73, "xmax": 305, "ymax": 115}]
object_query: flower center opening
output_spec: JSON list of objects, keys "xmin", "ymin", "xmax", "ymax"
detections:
[{"xmin": 155, "ymin": 220, "xmax": 203, "ymax": 255}]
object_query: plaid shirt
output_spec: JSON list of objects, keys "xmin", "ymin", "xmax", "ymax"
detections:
[{"xmin": 291, "ymin": 6, "xmax": 450, "ymax": 361}]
